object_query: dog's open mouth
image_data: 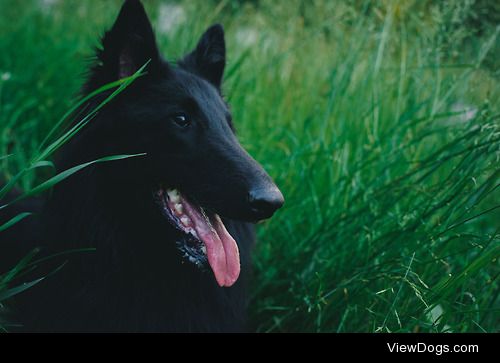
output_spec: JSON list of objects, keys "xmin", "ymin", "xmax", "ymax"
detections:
[{"xmin": 155, "ymin": 187, "xmax": 240, "ymax": 287}]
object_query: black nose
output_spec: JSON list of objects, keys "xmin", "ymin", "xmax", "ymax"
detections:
[{"xmin": 247, "ymin": 186, "xmax": 284, "ymax": 220}]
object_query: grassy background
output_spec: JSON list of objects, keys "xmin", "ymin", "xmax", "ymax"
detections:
[{"xmin": 0, "ymin": 0, "xmax": 499, "ymax": 332}]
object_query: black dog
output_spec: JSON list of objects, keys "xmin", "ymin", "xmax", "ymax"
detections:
[{"xmin": 0, "ymin": 0, "xmax": 283, "ymax": 332}]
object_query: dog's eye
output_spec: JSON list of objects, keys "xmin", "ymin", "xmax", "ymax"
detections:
[{"xmin": 172, "ymin": 114, "xmax": 190, "ymax": 128}]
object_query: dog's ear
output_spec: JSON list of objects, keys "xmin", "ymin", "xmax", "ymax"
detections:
[
  {"xmin": 99, "ymin": 0, "xmax": 161, "ymax": 79},
  {"xmin": 179, "ymin": 24, "xmax": 226, "ymax": 88}
]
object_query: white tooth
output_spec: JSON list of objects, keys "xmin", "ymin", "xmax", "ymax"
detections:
[
  {"xmin": 174, "ymin": 203, "xmax": 183, "ymax": 214},
  {"xmin": 167, "ymin": 189, "xmax": 180, "ymax": 203},
  {"xmin": 201, "ymin": 245, "xmax": 207, "ymax": 255},
  {"xmin": 180, "ymin": 216, "xmax": 191, "ymax": 226},
  {"xmin": 167, "ymin": 188, "xmax": 179, "ymax": 196}
]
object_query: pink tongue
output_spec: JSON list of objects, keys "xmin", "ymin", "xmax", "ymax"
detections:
[{"xmin": 181, "ymin": 200, "xmax": 240, "ymax": 287}]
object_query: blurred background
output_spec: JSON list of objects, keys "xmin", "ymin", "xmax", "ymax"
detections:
[{"xmin": 0, "ymin": 0, "xmax": 498, "ymax": 332}]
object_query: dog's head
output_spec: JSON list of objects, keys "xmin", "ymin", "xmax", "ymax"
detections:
[{"xmin": 83, "ymin": 0, "xmax": 283, "ymax": 286}]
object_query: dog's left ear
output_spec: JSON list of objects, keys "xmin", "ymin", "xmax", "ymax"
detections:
[
  {"xmin": 100, "ymin": 0, "xmax": 161, "ymax": 80},
  {"xmin": 180, "ymin": 24, "xmax": 226, "ymax": 88}
]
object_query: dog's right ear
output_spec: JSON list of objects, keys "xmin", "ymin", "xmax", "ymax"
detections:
[
  {"xmin": 98, "ymin": 0, "xmax": 162, "ymax": 80},
  {"xmin": 179, "ymin": 24, "xmax": 226, "ymax": 88}
]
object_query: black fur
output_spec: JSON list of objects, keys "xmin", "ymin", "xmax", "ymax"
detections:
[{"xmin": 0, "ymin": 0, "xmax": 283, "ymax": 332}]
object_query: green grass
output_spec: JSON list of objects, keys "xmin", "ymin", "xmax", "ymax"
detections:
[{"xmin": 0, "ymin": 0, "xmax": 499, "ymax": 332}]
